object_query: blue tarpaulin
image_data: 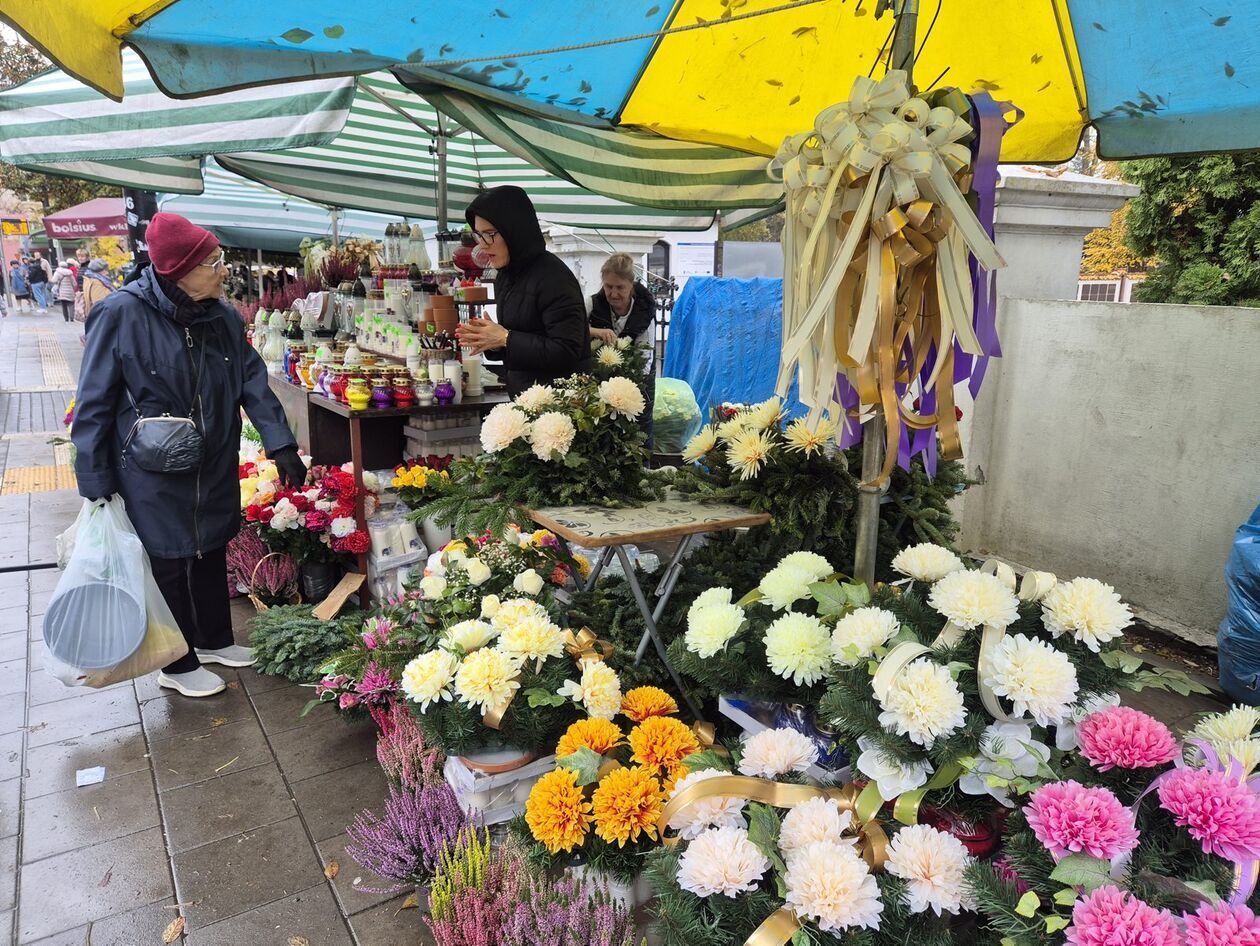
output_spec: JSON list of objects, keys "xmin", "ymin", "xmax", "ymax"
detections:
[{"xmin": 664, "ymin": 276, "xmax": 803, "ymax": 419}]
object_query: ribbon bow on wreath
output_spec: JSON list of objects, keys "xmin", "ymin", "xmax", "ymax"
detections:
[{"xmin": 771, "ymin": 70, "xmax": 1017, "ymax": 485}]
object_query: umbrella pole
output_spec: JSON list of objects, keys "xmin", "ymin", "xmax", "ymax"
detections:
[
  {"xmin": 436, "ymin": 121, "xmax": 449, "ymax": 233},
  {"xmin": 854, "ymin": 0, "xmax": 919, "ymax": 588}
]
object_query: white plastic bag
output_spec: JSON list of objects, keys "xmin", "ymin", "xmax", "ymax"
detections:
[{"xmin": 44, "ymin": 498, "xmax": 188, "ymax": 688}]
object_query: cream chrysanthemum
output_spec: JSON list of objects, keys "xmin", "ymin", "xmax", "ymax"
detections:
[
  {"xmin": 490, "ymin": 598, "xmax": 550, "ymax": 630},
  {"xmin": 479, "ymin": 404, "xmax": 531, "ymax": 452},
  {"xmin": 784, "ymin": 415, "xmax": 840, "ymax": 455},
  {"xmin": 684, "ymin": 601, "xmax": 746, "ymax": 658},
  {"xmin": 778, "ymin": 551, "xmax": 832, "ymax": 580},
  {"xmin": 558, "ymin": 661, "xmax": 623, "ymax": 720},
  {"xmin": 595, "ymin": 346, "xmax": 624, "ymax": 368},
  {"xmin": 877, "ymin": 660, "xmax": 967, "ymax": 748},
  {"xmin": 738, "ymin": 727, "xmax": 819, "ymax": 778},
  {"xmin": 528, "ymin": 411, "xmax": 577, "ymax": 460},
  {"xmin": 688, "ymin": 586, "xmax": 734, "ymax": 616},
  {"xmin": 832, "ymin": 607, "xmax": 901, "ymax": 665},
  {"xmin": 764, "ymin": 612, "xmax": 833, "ymax": 685},
  {"xmin": 454, "ymin": 647, "xmax": 521, "ymax": 713},
  {"xmin": 725, "ymin": 428, "xmax": 774, "ymax": 481},
  {"xmin": 981, "ymin": 633, "xmax": 1079, "ymax": 726},
  {"xmin": 784, "ymin": 840, "xmax": 884, "ymax": 932},
  {"xmin": 928, "ymin": 569, "xmax": 1021, "ymax": 630},
  {"xmin": 666, "ymin": 769, "xmax": 748, "ymax": 840},
  {"xmin": 1041, "ymin": 577, "xmax": 1132, "ymax": 652},
  {"xmin": 676, "ymin": 826, "xmax": 769, "ymax": 898},
  {"xmin": 681, "ymin": 425, "xmax": 718, "ymax": 463},
  {"xmin": 892, "ymin": 543, "xmax": 966, "ymax": 582},
  {"xmin": 779, "ymin": 797, "xmax": 853, "ymax": 855},
  {"xmin": 743, "ymin": 397, "xmax": 784, "ymax": 431},
  {"xmin": 598, "ymin": 376, "xmax": 646, "ymax": 419},
  {"xmin": 442, "ymin": 619, "xmax": 498, "ymax": 653},
  {"xmin": 399, "ymin": 649, "xmax": 458, "ymax": 712},
  {"xmin": 886, "ymin": 824, "xmax": 972, "ymax": 916},
  {"xmin": 514, "ymin": 383, "xmax": 556, "ymax": 412},
  {"xmin": 497, "ymin": 613, "xmax": 566, "ymax": 663},
  {"xmin": 1190, "ymin": 706, "xmax": 1260, "ymax": 744},
  {"xmin": 758, "ymin": 563, "xmax": 814, "ymax": 611},
  {"xmin": 1204, "ymin": 738, "xmax": 1260, "ymax": 776},
  {"xmin": 715, "ymin": 414, "xmax": 749, "ymax": 442}
]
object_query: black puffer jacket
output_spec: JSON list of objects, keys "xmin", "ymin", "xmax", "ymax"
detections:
[
  {"xmin": 589, "ymin": 281, "xmax": 656, "ymax": 342},
  {"xmin": 466, "ymin": 186, "xmax": 590, "ymax": 395},
  {"xmin": 72, "ymin": 266, "xmax": 296, "ymax": 559}
]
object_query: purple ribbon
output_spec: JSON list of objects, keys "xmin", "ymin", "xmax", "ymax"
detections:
[{"xmin": 965, "ymin": 92, "xmax": 1007, "ymax": 399}]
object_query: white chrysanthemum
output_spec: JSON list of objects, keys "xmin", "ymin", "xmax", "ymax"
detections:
[
  {"xmin": 667, "ymin": 769, "xmax": 748, "ymax": 840},
  {"xmin": 528, "ymin": 411, "xmax": 577, "ymax": 460},
  {"xmin": 715, "ymin": 414, "xmax": 749, "ymax": 442},
  {"xmin": 725, "ymin": 427, "xmax": 774, "ymax": 481},
  {"xmin": 743, "ymin": 397, "xmax": 783, "ymax": 431},
  {"xmin": 557, "ymin": 661, "xmax": 622, "ymax": 720},
  {"xmin": 595, "ymin": 346, "xmax": 623, "ymax": 367},
  {"xmin": 598, "ymin": 376, "xmax": 645, "ymax": 419},
  {"xmin": 676, "ymin": 826, "xmax": 769, "ymax": 898},
  {"xmin": 958, "ymin": 722, "xmax": 1052, "ymax": 807},
  {"xmin": 1041, "ymin": 577, "xmax": 1132, "ymax": 652},
  {"xmin": 738, "ymin": 728, "xmax": 819, "ymax": 778},
  {"xmin": 419, "ymin": 574, "xmax": 447, "ymax": 600},
  {"xmin": 892, "ymin": 543, "xmax": 965, "ymax": 582},
  {"xmin": 688, "ymin": 587, "xmax": 733, "ymax": 616},
  {"xmin": 496, "ymin": 613, "xmax": 566, "ymax": 663},
  {"xmin": 928, "ymin": 569, "xmax": 1021, "ymax": 630},
  {"xmin": 682, "ymin": 425, "xmax": 718, "ymax": 463},
  {"xmin": 491, "ymin": 597, "xmax": 549, "ymax": 630},
  {"xmin": 684, "ymin": 602, "xmax": 746, "ymax": 658},
  {"xmin": 1190, "ymin": 705, "xmax": 1260, "ymax": 744},
  {"xmin": 877, "ymin": 660, "xmax": 966, "ymax": 748},
  {"xmin": 462, "ymin": 557, "xmax": 492, "ymax": 586},
  {"xmin": 399, "ymin": 650, "xmax": 458, "ymax": 712},
  {"xmin": 886, "ymin": 824, "xmax": 972, "ymax": 916},
  {"xmin": 783, "ymin": 415, "xmax": 839, "ymax": 455},
  {"xmin": 763, "ymin": 612, "xmax": 833, "ymax": 685},
  {"xmin": 980, "ymin": 633, "xmax": 1079, "ymax": 726},
  {"xmin": 453, "ymin": 647, "xmax": 521, "ymax": 713},
  {"xmin": 784, "ymin": 840, "xmax": 884, "ymax": 933},
  {"xmin": 513, "ymin": 568, "xmax": 545, "ymax": 596},
  {"xmin": 778, "ymin": 551, "xmax": 832, "ymax": 580},
  {"xmin": 480, "ymin": 404, "xmax": 531, "ymax": 452},
  {"xmin": 779, "ymin": 797, "xmax": 853, "ymax": 855},
  {"xmin": 757, "ymin": 563, "xmax": 814, "ymax": 611},
  {"xmin": 514, "ymin": 383, "xmax": 556, "ymax": 412},
  {"xmin": 442, "ymin": 619, "xmax": 498, "ymax": 653},
  {"xmin": 832, "ymin": 607, "xmax": 901, "ymax": 666},
  {"xmin": 615, "ymin": 336, "xmax": 631, "ymax": 350},
  {"xmin": 856, "ymin": 736, "xmax": 932, "ymax": 798}
]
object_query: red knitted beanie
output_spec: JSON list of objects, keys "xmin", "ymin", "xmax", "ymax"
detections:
[{"xmin": 146, "ymin": 212, "xmax": 219, "ymax": 281}]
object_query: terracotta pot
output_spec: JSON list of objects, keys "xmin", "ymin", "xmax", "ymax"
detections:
[
  {"xmin": 461, "ymin": 285, "xmax": 488, "ymax": 302},
  {"xmin": 433, "ymin": 311, "xmax": 459, "ymax": 334},
  {"xmin": 430, "ymin": 294, "xmax": 455, "ymax": 311},
  {"xmin": 458, "ymin": 747, "xmax": 537, "ymax": 775}
]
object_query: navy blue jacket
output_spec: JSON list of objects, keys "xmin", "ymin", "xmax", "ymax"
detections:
[{"xmin": 72, "ymin": 267, "xmax": 296, "ymax": 559}]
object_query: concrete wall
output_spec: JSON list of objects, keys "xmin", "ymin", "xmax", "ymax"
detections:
[{"xmin": 959, "ymin": 298, "xmax": 1260, "ymax": 642}]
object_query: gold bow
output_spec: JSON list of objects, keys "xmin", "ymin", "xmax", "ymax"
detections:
[
  {"xmin": 563, "ymin": 627, "xmax": 614, "ymax": 665},
  {"xmin": 691, "ymin": 720, "xmax": 730, "ymax": 759}
]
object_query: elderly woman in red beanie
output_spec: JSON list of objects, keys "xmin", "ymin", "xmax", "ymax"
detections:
[{"xmin": 72, "ymin": 213, "xmax": 306, "ymax": 698}]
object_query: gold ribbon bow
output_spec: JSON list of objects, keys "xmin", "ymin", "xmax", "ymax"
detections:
[
  {"xmin": 691, "ymin": 720, "xmax": 730, "ymax": 759},
  {"xmin": 486, "ymin": 627, "xmax": 613, "ymax": 731}
]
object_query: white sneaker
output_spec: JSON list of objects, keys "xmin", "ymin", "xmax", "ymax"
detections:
[
  {"xmin": 194, "ymin": 644, "xmax": 256, "ymax": 668},
  {"xmin": 158, "ymin": 667, "xmax": 227, "ymax": 698}
]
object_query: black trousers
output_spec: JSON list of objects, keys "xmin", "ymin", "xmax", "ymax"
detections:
[
  {"xmin": 150, "ymin": 545, "xmax": 235, "ymax": 674},
  {"xmin": 59, "ymin": 299, "xmax": 73, "ymax": 322}
]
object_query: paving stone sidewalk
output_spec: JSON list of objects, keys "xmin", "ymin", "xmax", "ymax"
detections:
[{"xmin": 0, "ymin": 313, "xmax": 427, "ymax": 945}]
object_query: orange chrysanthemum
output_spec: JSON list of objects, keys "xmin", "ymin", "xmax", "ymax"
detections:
[
  {"xmin": 556, "ymin": 718, "xmax": 624, "ymax": 759},
  {"xmin": 629, "ymin": 716, "xmax": 700, "ymax": 774},
  {"xmin": 525, "ymin": 768, "xmax": 592, "ymax": 853},
  {"xmin": 620, "ymin": 686, "xmax": 679, "ymax": 722},
  {"xmin": 591, "ymin": 766, "xmax": 663, "ymax": 847}
]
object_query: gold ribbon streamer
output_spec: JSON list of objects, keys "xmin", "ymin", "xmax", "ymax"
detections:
[
  {"xmin": 691, "ymin": 720, "xmax": 731, "ymax": 759},
  {"xmin": 744, "ymin": 907, "xmax": 802, "ymax": 946}
]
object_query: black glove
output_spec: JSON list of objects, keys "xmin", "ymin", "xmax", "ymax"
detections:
[
  {"xmin": 271, "ymin": 447, "xmax": 307, "ymax": 489},
  {"xmin": 86, "ymin": 494, "xmax": 113, "ymax": 502}
]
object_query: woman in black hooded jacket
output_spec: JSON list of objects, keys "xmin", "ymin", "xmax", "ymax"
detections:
[{"xmin": 456, "ymin": 186, "xmax": 590, "ymax": 395}]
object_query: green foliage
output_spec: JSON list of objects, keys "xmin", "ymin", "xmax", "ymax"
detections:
[
  {"xmin": 1125, "ymin": 154, "xmax": 1260, "ymax": 307},
  {"xmin": 246, "ymin": 605, "xmax": 361, "ymax": 684}
]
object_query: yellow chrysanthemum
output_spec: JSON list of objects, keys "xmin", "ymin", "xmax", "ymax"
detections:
[
  {"xmin": 525, "ymin": 768, "xmax": 592, "ymax": 853},
  {"xmin": 726, "ymin": 428, "xmax": 774, "ymax": 481},
  {"xmin": 620, "ymin": 686, "xmax": 679, "ymax": 723},
  {"xmin": 530, "ymin": 529, "xmax": 554, "ymax": 546},
  {"xmin": 682, "ymin": 425, "xmax": 718, "ymax": 463},
  {"xmin": 784, "ymin": 415, "xmax": 840, "ymax": 455},
  {"xmin": 743, "ymin": 397, "xmax": 784, "ymax": 431},
  {"xmin": 556, "ymin": 718, "xmax": 625, "ymax": 758},
  {"xmin": 629, "ymin": 716, "xmax": 701, "ymax": 774},
  {"xmin": 591, "ymin": 766, "xmax": 663, "ymax": 847},
  {"xmin": 716, "ymin": 415, "xmax": 749, "ymax": 443},
  {"xmin": 573, "ymin": 554, "xmax": 593, "ymax": 579}
]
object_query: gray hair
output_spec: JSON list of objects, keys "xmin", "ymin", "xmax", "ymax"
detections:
[{"xmin": 600, "ymin": 252, "xmax": 636, "ymax": 283}]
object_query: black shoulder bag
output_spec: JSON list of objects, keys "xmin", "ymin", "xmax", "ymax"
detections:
[{"xmin": 120, "ymin": 327, "xmax": 206, "ymax": 473}]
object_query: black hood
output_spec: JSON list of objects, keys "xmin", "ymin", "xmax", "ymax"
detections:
[{"xmin": 465, "ymin": 185, "xmax": 545, "ymax": 269}]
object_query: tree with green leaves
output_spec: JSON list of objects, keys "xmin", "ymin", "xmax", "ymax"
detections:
[{"xmin": 1124, "ymin": 154, "xmax": 1260, "ymax": 307}]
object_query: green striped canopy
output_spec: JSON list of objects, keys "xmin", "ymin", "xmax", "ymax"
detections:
[{"xmin": 0, "ymin": 53, "xmax": 782, "ymax": 232}]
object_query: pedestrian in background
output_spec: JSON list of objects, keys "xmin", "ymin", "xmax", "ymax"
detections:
[
  {"xmin": 27, "ymin": 250, "xmax": 50, "ymax": 312},
  {"xmin": 50, "ymin": 258, "xmax": 77, "ymax": 322},
  {"xmin": 8, "ymin": 258, "xmax": 29, "ymax": 313},
  {"xmin": 74, "ymin": 247, "xmax": 90, "ymax": 290},
  {"xmin": 81, "ymin": 259, "xmax": 113, "ymax": 320}
]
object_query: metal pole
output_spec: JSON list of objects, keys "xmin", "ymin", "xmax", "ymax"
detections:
[
  {"xmin": 436, "ymin": 129, "xmax": 449, "ymax": 233},
  {"xmin": 331, "ymin": 207, "xmax": 340, "ymax": 250},
  {"xmin": 853, "ymin": 0, "xmax": 918, "ymax": 588},
  {"xmin": 256, "ymin": 248, "xmax": 264, "ymax": 299}
]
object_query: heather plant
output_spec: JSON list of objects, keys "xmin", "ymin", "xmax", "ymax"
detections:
[
  {"xmin": 376, "ymin": 701, "xmax": 444, "ymax": 789},
  {"xmin": 426, "ymin": 830, "xmax": 527, "ymax": 946},
  {"xmin": 344, "ymin": 781, "xmax": 468, "ymax": 893},
  {"xmin": 503, "ymin": 873, "xmax": 640, "ymax": 946}
]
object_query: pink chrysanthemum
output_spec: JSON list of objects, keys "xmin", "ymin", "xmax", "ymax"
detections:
[
  {"xmin": 1065, "ymin": 887, "xmax": 1180, "ymax": 946},
  {"xmin": 1026, "ymin": 780, "xmax": 1140, "ymax": 861},
  {"xmin": 1185, "ymin": 900, "xmax": 1260, "ymax": 946},
  {"xmin": 1158, "ymin": 766, "xmax": 1260, "ymax": 862},
  {"xmin": 1078, "ymin": 705, "xmax": 1179, "ymax": 772}
]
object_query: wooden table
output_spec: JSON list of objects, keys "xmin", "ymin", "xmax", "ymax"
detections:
[{"xmin": 527, "ymin": 493, "xmax": 770, "ymax": 718}]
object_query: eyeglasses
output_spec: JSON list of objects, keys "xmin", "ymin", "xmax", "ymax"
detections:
[
  {"xmin": 198, "ymin": 254, "xmax": 226, "ymax": 272},
  {"xmin": 472, "ymin": 228, "xmax": 500, "ymax": 246}
]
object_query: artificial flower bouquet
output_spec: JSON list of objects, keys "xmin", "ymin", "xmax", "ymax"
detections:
[
  {"xmin": 415, "ymin": 372, "xmax": 663, "ymax": 536},
  {"xmin": 243, "ymin": 463, "xmax": 373, "ymax": 564},
  {"xmin": 390, "ymin": 455, "xmax": 453, "ymax": 510},
  {"xmin": 590, "ymin": 336, "xmax": 651, "ymax": 386},
  {"xmin": 518, "ymin": 688, "xmax": 698, "ymax": 882}
]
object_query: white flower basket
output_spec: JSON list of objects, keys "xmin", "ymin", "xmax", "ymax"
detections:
[{"xmin": 442, "ymin": 752, "xmax": 555, "ymax": 825}]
